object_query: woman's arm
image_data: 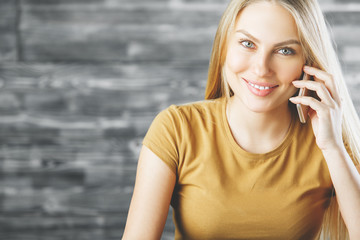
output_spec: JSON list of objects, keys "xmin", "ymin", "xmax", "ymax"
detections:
[
  {"xmin": 290, "ymin": 65, "xmax": 360, "ymax": 239},
  {"xmin": 321, "ymin": 148, "xmax": 360, "ymax": 239},
  {"xmin": 122, "ymin": 145, "xmax": 176, "ymax": 240}
]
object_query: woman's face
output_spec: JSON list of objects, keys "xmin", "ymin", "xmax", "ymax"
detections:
[{"xmin": 224, "ymin": 1, "xmax": 305, "ymax": 113}]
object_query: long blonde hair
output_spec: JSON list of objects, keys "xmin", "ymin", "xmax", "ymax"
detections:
[{"xmin": 205, "ymin": 0, "xmax": 360, "ymax": 239}]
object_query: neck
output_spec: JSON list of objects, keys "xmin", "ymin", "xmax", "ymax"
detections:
[{"xmin": 226, "ymin": 96, "xmax": 293, "ymax": 154}]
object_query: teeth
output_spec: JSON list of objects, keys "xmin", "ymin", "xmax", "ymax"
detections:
[{"xmin": 249, "ymin": 82, "xmax": 271, "ymax": 90}]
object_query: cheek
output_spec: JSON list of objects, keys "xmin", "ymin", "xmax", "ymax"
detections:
[
  {"xmin": 278, "ymin": 63, "xmax": 304, "ymax": 84},
  {"xmin": 226, "ymin": 49, "xmax": 249, "ymax": 73}
]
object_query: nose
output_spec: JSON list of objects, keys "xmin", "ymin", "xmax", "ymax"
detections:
[{"xmin": 252, "ymin": 51, "xmax": 272, "ymax": 77}]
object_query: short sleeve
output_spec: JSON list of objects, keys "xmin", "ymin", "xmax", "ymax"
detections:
[{"xmin": 142, "ymin": 105, "xmax": 182, "ymax": 175}]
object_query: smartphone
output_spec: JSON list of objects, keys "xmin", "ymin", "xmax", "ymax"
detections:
[{"xmin": 296, "ymin": 72, "xmax": 311, "ymax": 124}]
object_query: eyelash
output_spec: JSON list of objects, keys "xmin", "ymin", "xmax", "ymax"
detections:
[{"xmin": 239, "ymin": 40, "xmax": 296, "ymax": 56}]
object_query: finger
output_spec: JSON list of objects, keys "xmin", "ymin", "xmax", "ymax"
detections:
[
  {"xmin": 289, "ymin": 96, "xmax": 329, "ymax": 118},
  {"xmin": 308, "ymin": 108, "xmax": 316, "ymax": 119},
  {"xmin": 303, "ymin": 66, "xmax": 341, "ymax": 105},
  {"xmin": 292, "ymin": 80, "xmax": 335, "ymax": 106}
]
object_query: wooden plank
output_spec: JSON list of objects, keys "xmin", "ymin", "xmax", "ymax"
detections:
[
  {"xmin": 334, "ymin": 0, "xmax": 359, "ymax": 2},
  {"xmin": 0, "ymin": 3, "xmax": 16, "ymax": 31},
  {"xmin": 21, "ymin": 27, "xmax": 214, "ymax": 62},
  {"xmin": 182, "ymin": 0, "xmax": 229, "ymax": 3},
  {"xmin": 0, "ymin": 0, "xmax": 15, "ymax": 7},
  {"xmin": 0, "ymin": 62, "xmax": 208, "ymax": 116},
  {"xmin": 0, "ymin": 123, "xmax": 60, "ymax": 146},
  {"xmin": 0, "ymin": 1, "xmax": 17, "ymax": 61},
  {"xmin": 0, "ymin": 135, "xmax": 139, "ymax": 165},
  {"xmin": 342, "ymin": 46, "xmax": 360, "ymax": 63},
  {"xmin": 0, "ymin": 213, "xmax": 117, "ymax": 228},
  {"xmin": 20, "ymin": 3, "xmax": 222, "ymax": 62},
  {"xmin": 342, "ymin": 64, "xmax": 360, "ymax": 116},
  {"xmin": 0, "ymin": 168, "xmax": 85, "ymax": 190},
  {"xmin": 0, "ymin": 92, "xmax": 21, "ymax": 115},
  {"xmin": 22, "ymin": 0, "xmax": 168, "ymax": 5},
  {"xmin": 0, "ymin": 62, "xmax": 207, "ymax": 91},
  {"xmin": 0, "ymin": 228, "xmax": 123, "ymax": 240},
  {"xmin": 20, "ymin": 4, "xmax": 223, "ymax": 27},
  {"xmin": 0, "ymin": 34, "xmax": 16, "ymax": 61},
  {"xmin": 325, "ymin": 11, "xmax": 360, "ymax": 25},
  {"xmin": 22, "ymin": 0, "xmax": 107, "ymax": 4},
  {"xmin": 331, "ymin": 26, "xmax": 360, "ymax": 47},
  {"xmin": 0, "ymin": 186, "xmax": 132, "ymax": 214},
  {"xmin": 24, "ymin": 90, "xmax": 68, "ymax": 114}
]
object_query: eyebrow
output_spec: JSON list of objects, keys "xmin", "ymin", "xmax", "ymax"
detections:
[{"xmin": 236, "ymin": 29, "xmax": 301, "ymax": 47}]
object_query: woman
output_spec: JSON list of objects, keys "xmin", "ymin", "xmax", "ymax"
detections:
[{"xmin": 123, "ymin": 0, "xmax": 360, "ymax": 239}]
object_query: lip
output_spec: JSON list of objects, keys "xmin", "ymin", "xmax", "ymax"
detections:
[{"xmin": 243, "ymin": 78, "xmax": 279, "ymax": 97}]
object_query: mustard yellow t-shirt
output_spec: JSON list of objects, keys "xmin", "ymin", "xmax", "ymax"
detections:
[{"xmin": 143, "ymin": 97, "xmax": 333, "ymax": 240}]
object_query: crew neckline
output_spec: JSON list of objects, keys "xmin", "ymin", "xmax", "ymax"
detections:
[{"xmin": 220, "ymin": 97, "xmax": 298, "ymax": 160}]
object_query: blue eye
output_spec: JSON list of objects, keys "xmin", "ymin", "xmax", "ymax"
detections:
[
  {"xmin": 240, "ymin": 40, "xmax": 255, "ymax": 49},
  {"xmin": 278, "ymin": 48, "xmax": 295, "ymax": 55}
]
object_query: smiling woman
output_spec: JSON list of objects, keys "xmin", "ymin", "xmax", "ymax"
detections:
[
  {"xmin": 224, "ymin": 2, "xmax": 304, "ymax": 117},
  {"xmin": 123, "ymin": 0, "xmax": 360, "ymax": 239}
]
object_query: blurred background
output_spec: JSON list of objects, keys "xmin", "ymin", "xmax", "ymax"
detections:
[{"xmin": 0, "ymin": 0, "xmax": 359, "ymax": 239}]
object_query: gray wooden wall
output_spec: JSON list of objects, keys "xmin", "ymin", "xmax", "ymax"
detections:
[{"xmin": 0, "ymin": 0, "xmax": 359, "ymax": 239}]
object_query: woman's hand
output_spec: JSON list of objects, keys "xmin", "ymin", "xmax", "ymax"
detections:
[
  {"xmin": 289, "ymin": 65, "xmax": 343, "ymax": 152},
  {"xmin": 290, "ymin": 67, "xmax": 360, "ymax": 239}
]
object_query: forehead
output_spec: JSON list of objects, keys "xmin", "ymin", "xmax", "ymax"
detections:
[{"xmin": 235, "ymin": 1, "xmax": 299, "ymax": 41}]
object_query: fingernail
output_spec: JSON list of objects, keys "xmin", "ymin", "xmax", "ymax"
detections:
[
  {"xmin": 304, "ymin": 65, "xmax": 310, "ymax": 70},
  {"xmin": 292, "ymin": 81, "xmax": 300, "ymax": 85}
]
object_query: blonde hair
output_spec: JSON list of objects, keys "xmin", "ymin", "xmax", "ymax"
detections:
[{"xmin": 205, "ymin": 0, "xmax": 360, "ymax": 239}]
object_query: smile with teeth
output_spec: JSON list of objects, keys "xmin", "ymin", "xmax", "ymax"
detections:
[
  {"xmin": 243, "ymin": 78, "xmax": 279, "ymax": 97},
  {"xmin": 248, "ymin": 82, "xmax": 273, "ymax": 90}
]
